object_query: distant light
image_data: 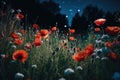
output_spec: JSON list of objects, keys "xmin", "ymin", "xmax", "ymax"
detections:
[
  {"xmin": 77, "ymin": 9, "xmax": 80, "ymax": 12},
  {"xmin": 66, "ymin": 15, "xmax": 68, "ymax": 18},
  {"xmin": 64, "ymin": 25, "xmax": 67, "ymax": 27}
]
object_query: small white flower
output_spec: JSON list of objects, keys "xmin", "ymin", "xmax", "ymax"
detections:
[
  {"xmin": 64, "ymin": 68, "xmax": 74, "ymax": 75},
  {"xmin": 94, "ymin": 48, "xmax": 102, "ymax": 54},
  {"xmin": 17, "ymin": 32, "xmax": 22, "ymax": 37},
  {"xmin": 10, "ymin": 60, "xmax": 16, "ymax": 63},
  {"xmin": 1, "ymin": 54, "xmax": 5, "ymax": 58},
  {"xmin": 15, "ymin": 72, "xmax": 24, "ymax": 79},
  {"xmin": 17, "ymin": 9, "xmax": 22, "ymax": 13},
  {"xmin": 31, "ymin": 64, "xmax": 37, "ymax": 68},
  {"xmin": 96, "ymin": 56, "xmax": 100, "ymax": 59},
  {"xmin": 101, "ymin": 57, "xmax": 108, "ymax": 60},
  {"xmin": 58, "ymin": 77, "xmax": 66, "ymax": 80},
  {"xmin": 11, "ymin": 9, "xmax": 15, "ymax": 13},
  {"xmin": 1, "ymin": 1, "xmax": 6, "ymax": 5},
  {"xmin": 95, "ymin": 39, "xmax": 102, "ymax": 44},
  {"xmin": 101, "ymin": 34, "xmax": 109, "ymax": 39},
  {"xmin": 12, "ymin": 45, "xmax": 17, "ymax": 49},
  {"xmin": 9, "ymin": 41, "xmax": 13, "ymax": 44},
  {"xmin": 76, "ymin": 66, "xmax": 83, "ymax": 70}
]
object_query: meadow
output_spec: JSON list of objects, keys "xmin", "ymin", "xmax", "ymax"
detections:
[{"xmin": 0, "ymin": 4, "xmax": 120, "ymax": 80}]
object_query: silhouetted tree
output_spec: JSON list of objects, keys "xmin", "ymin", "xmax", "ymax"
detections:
[
  {"xmin": 104, "ymin": 11, "xmax": 115, "ymax": 27},
  {"xmin": 42, "ymin": 0, "xmax": 60, "ymax": 14},
  {"xmin": 82, "ymin": 4, "xmax": 104, "ymax": 25},
  {"xmin": 5, "ymin": 0, "xmax": 62, "ymax": 29},
  {"xmin": 71, "ymin": 12, "xmax": 88, "ymax": 34},
  {"xmin": 113, "ymin": 11, "xmax": 120, "ymax": 26},
  {"xmin": 56, "ymin": 13, "xmax": 69, "ymax": 32}
]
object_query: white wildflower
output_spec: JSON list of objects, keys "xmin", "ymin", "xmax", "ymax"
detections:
[
  {"xmin": 17, "ymin": 9, "xmax": 22, "ymax": 13},
  {"xmin": 101, "ymin": 34, "xmax": 109, "ymax": 39},
  {"xmin": 101, "ymin": 57, "xmax": 108, "ymax": 60},
  {"xmin": 31, "ymin": 64, "xmax": 37, "ymax": 68},
  {"xmin": 9, "ymin": 41, "xmax": 13, "ymax": 44},
  {"xmin": 95, "ymin": 39, "xmax": 102, "ymax": 44},
  {"xmin": 96, "ymin": 56, "xmax": 100, "ymax": 59},
  {"xmin": 12, "ymin": 45, "xmax": 17, "ymax": 49},
  {"xmin": 1, "ymin": 1, "xmax": 6, "ymax": 5},
  {"xmin": 17, "ymin": 32, "xmax": 22, "ymax": 37},
  {"xmin": 15, "ymin": 72, "xmax": 24, "ymax": 79},
  {"xmin": 58, "ymin": 77, "xmax": 66, "ymax": 80},
  {"xmin": 76, "ymin": 66, "xmax": 83, "ymax": 70},
  {"xmin": 11, "ymin": 9, "xmax": 15, "ymax": 13},
  {"xmin": 1, "ymin": 54, "xmax": 5, "ymax": 58},
  {"xmin": 64, "ymin": 68, "xmax": 74, "ymax": 75}
]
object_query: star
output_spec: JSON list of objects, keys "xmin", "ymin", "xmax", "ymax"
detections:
[
  {"xmin": 77, "ymin": 9, "xmax": 80, "ymax": 12},
  {"xmin": 66, "ymin": 15, "xmax": 68, "ymax": 18}
]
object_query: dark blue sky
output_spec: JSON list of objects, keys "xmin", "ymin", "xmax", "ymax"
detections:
[{"xmin": 39, "ymin": 0, "xmax": 120, "ymax": 25}]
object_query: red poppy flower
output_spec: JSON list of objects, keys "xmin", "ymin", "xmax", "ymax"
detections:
[
  {"xmin": 14, "ymin": 38, "xmax": 23, "ymax": 45},
  {"xmin": 11, "ymin": 32, "xmax": 19, "ymax": 39},
  {"xmin": 84, "ymin": 44, "xmax": 94, "ymax": 55},
  {"xmin": 72, "ymin": 44, "xmax": 94, "ymax": 62},
  {"xmin": 34, "ymin": 38, "xmax": 42, "ymax": 46},
  {"xmin": 51, "ymin": 26, "xmax": 57, "ymax": 32},
  {"xmin": 12, "ymin": 50, "xmax": 28, "ymax": 63},
  {"xmin": 72, "ymin": 52, "xmax": 85, "ymax": 62},
  {"xmin": 69, "ymin": 29, "xmax": 75, "ymax": 33},
  {"xmin": 33, "ymin": 24, "xmax": 39, "ymax": 29},
  {"xmin": 94, "ymin": 28, "xmax": 101, "ymax": 32},
  {"xmin": 94, "ymin": 18, "xmax": 106, "ymax": 26},
  {"xmin": 105, "ymin": 41, "xmax": 113, "ymax": 48},
  {"xmin": 35, "ymin": 33, "xmax": 41, "ymax": 38},
  {"xmin": 16, "ymin": 13, "xmax": 24, "ymax": 20},
  {"xmin": 107, "ymin": 52, "xmax": 120, "ymax": 61},
  {"xmin": 39, "ymin": 29, "xmax": 49, "ymax": 38},
  {"xmin": 69, "ymin": 36, "xmax": 75, "ymax": 41},
  {"xmin": 105, "ymin": 26, "xmax": 120, "ymax": 35}
]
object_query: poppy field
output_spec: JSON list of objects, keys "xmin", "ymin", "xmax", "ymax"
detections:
[{"xmin": 0, "ymin": 2, "xmax": 120, "ymax": 80}]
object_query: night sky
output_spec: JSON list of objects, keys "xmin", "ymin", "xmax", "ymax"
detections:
[{"xmin": 39, "ymin": 0, "xmax": 120, "ymax": 25}]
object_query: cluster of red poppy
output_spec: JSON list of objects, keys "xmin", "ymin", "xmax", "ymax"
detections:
[
  {"xmin": 11, "ymin": 32, "xmax": 23, "ymax": 45},
  {"xmin": 11, "ymin": 27, "xmax": 58, "ymax": 63},
  {"xmin": 34, "ymin": 27, "xmax": 57, "ymax": 46},
  {"xmin": 105, "ymin": 26, "xmax": 120, "ymax": 35},
  {"xmin": 72, "ymin": 44, "xmax": 94, "ymax": 62}
]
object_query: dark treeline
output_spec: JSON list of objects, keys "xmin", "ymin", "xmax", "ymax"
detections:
[{"xmin": 1, "ymin": 0, "xmax": 120, "ymax": 34}]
